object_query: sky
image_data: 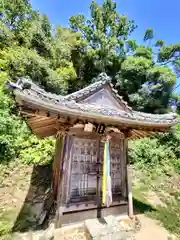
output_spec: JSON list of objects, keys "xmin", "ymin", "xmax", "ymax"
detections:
[{"xmin": 31, "ymin": 0, "xmax": 180, "ymax": 93}]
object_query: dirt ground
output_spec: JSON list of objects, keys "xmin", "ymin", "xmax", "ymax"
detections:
[
  {"xmin": 135, "ymin": 214, "xmax": 175, "ymax": 240},
  {"xmin": 0, "ymin": 163, "xmax": 178, "ymax": 240}
]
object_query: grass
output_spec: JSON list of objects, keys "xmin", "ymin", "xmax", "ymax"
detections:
[
  {"xmin": 0, "ymin": 211, "xmax": 16, "ymax": 236},
  {"xmin": 133, "ymin": 168, "xmax": 180, "ymax": 237},
  {"xmin": 0, "ymin": 161, "xmax": 53, "ymax": 239},
  {"xmin": 0, "ymin": 161, "xmax": 33, "ymax": 239},
  {"xmin": 148, "ymin": 201, "xmax": 180, "ymax": 236},
  {"xmin": 0, "ymin": 159, "xmax": 179, "ymax": 238}
]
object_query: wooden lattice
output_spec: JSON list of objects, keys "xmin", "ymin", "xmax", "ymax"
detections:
[{"xmin": 67, "ymin": 136, "xmax": 125, "ymax": 205}]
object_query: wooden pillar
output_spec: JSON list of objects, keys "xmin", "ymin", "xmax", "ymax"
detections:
[
  {"xmin": 52, "ymin": 134, "xmax": 65, "ymax": 199},
  {"xmin": 96, "ymin": 137, "xmax": 102, "ymax": 218},
  {"xmin": 124, "ymin": 130, "xmax": 134, "ymax": 218},
  {"xmin": 55, "ymin": 134, "xmax": 68, "ymax": 228},
  {"xmin": 127, "ymin": 164, "xmax": 133, "ymax": 218},
  {"xmin": 121, "ymin": 137, "xmax": 126, "ymax": 198},
  {"xmin": 56, "ymin": 135, "xmax": 73, "ymax": 228}
]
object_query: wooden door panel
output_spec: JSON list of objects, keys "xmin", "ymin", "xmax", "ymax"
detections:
[
  {"xmin": 99, "ymin": 139, "xmax": 124, "ymax": 201},
  {"xmin": 67, "ymin": 137, "xmax": 98, "ymax": 204},
  {"xmin": 66, "ymin": 136, "xmax": 125, "ymax": 206}
]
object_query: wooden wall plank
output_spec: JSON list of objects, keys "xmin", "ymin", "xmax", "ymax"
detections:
[
  {"xmin": 52, "ymin": 135, "xmax": 64, "ymax": 199},
  {"xmin": 56, "ymin": 136, "xmax": 72, "ymax": 228}
]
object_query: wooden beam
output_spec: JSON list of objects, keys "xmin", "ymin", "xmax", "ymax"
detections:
[
  {"xmin": 33, "ymin": 128, "xmax": 57, "ymax": 138},
  {"xmin": 133, "ymin": 130, "xmax": 148, "ymax": 138},
  {"xmin": 33, "ymin": 123, "xmax": 57, "ymax": 132},
  {"xmin": 71, "ymin": 123, "xmax": 84, "ymax": 129},
  {"xmin": 29, "ymin": 118, "xmax": 56, "ymax": 129},
  {"xmin": 84, "ymin": 122, "xmax": 95, "ymax": 132},
  {"xmin": 29, "ymin": 116, "xmax": 55, "ymax": 124},
  {"xmin": 56, "ymin": 136, "xmax": 72, "ymax": 228},
  {"xmin": 128, "ymin": 133, "xmax": 140, "ymax": 140},
  {"xmin": 28, "ymin": 116, "xmax": 46, "ymax": 123},
  {"xmin": 55, "ymin": 135, "xmax": 67, "ymax": 228},
  {"xmin": 105, "ymin": 127, "xmax": 121, "ymax": 133},
  {"xmin": 127, "ymin": 165, "xmax": 133, "ymax": 218},
  {"xmin": 122, "ymin": 129, "xmax": 133, "ymax": 138},
  {"xmin": 52, "ymin": 135, "xmax": 65, "ymax": 199}
]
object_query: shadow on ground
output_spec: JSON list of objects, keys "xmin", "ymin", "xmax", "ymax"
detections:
[
  {"xmin": 11, "ymin": 171, "xmax": 155, "ymax": 233},
  {"xmin": 12, "ymin": 164, "xmax": 54, "ymax": 232},
  {"xmin": 133, "ymin": 198, "xmax": 156, "ymax": 214}
]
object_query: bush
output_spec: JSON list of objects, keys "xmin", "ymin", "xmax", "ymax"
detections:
[
  {"xmin": 0, "ymin": 73, "xmax": 55, "ymax": 165},
  {"xmin": 19, "ymin": 136, "xmax": 55, "ymax": 165},
  {"xmin": 129, "ymin": 126, "xmax": 180, "ymax": 175},
  {"xmin": 0, "ymin": 47, "xmax": 68, "ymax": 94}
]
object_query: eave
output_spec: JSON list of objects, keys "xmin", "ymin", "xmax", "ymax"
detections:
[{"xmin": 14, "ymin": 90, "xmax": 178, "ymax": 139}]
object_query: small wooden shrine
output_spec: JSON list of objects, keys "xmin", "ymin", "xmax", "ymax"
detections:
[{"xmin": 9, "ymin": 73, "xmax": 178, "ymax": 227}]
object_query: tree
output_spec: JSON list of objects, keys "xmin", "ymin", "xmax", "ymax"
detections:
[
  {"xmin": 70, "ymin": 0, "xmax": 136, "ymax": 82},
  {"xmin": 0, "ymin": 46, "xmax": 69, "ymax": 94},
  {"xmin": 0, "ymin": 21, "xmax": 16, "ymax": 49},
  {"xmin": 158, "ymin": 44, "xmax": 180, "ymax": 63},
  {"xmin": 171, "ymin": 93, "xmax": 180, "ymax": 114},
  {"xmin": 155, "ymin": 39, "xmax": 164, "ymax": 48},
  {"xmin": 41, "ymin": 14, "xmax": 52, "ymax": 40},
  {"xmin": 69, "ymin": 0, "xmax": 177, "ymax": 113},
  {"xmin": 0, "ymin": 0, "xmax": 35, "ymax": 42},
  {"xmin": 173, "ymin": 58, "xmax": 180, "ymax": 78},
  {"xmin": 0, "ymin": 0, "xmax": 32, "ymax": 28},
  {"xmin": 134, "ymin": 46, "xmax": 152, "ymax": 60},
  {"xmin": 0, "ymin": 0, "xmax": 179, "ymax": 140},
  {"xmin": 144, "ymin": 28, "xmax": 154, "ymax": 46},
  {"xmin": 129, "ymin": 66, "xmax": 176, "ymax": 113}
]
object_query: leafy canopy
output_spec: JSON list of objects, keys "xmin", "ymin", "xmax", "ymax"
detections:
[{"xmin": 0, "ymin": 0, "xmax": 179, "ymax": 167}]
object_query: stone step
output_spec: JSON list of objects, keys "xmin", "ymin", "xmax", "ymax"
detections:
[
  {"xmin": 54, "ymin": 223, "xmax": 91, "ymax": 240},
  {"xmin": 85, "ymin": 215, "xmax": 136, "ymax": 240}
]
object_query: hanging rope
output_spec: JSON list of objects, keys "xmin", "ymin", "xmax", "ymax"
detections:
[{"xmin": 102, "ymin": 136, "xmax": 112, "ymax": 207}]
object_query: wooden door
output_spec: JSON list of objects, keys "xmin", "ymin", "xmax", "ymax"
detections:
[
  {"xmin": 99, "ymin": 139, "xmax": 125, "ymax": 203},
  {"xmin": 66, "ymin": 136, "xmax": 98, "ymax": 204},
  {"xmin": 65, "ymin": 136, "xmax": 125, "ymax": 207}
]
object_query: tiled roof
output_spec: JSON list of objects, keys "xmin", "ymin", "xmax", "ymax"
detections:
[
  {"xmin": 8, "ymin": 77, "xmax": 179, "ymax": 126},
  {"xmin": 64, "ymin": 73, "xmax": 110, "ymax": 101},
  {"xmin": 64, "ymin": 73, "xmax": 131, "ymax": 110}
]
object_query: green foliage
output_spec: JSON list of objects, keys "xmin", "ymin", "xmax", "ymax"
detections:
[
  {"xmin": 129, "ymin": 138, "xmax": 176, "ymax": 174},
  {"xmin": 70, "ymin": 0, "xmax": 136, "ymax": 82},
  {"xmin": 134, "ymin": 46, "xmax": 152, "ymax": 60},
  {"xmin": 151, "ymin": 200, "xmax": 180, "ymax": 236},
  {"xmin": 158, "ymin": 44, "xmax": 180, "ymax": 63},
  {"xmin": 0, "ymin": 22, "xmax": 16, "ymax": 49},
  {"xmin": 116, "ymin": 56, "xmax": 152, "ymax": 104},
  {"xmin": 19, "ymin": 136, "xmax": 55, "ymax": 165},
  {"xmin": 173, "ymin": 58, "xmax": 180, "ymax": 77},
  {"xmin": 0, "ymin": 85, "xmax": 29, "ymax": 161},
  {"xmin": 173, "ymin": 94, "xmax": 180, "ymax": 114},
  {"xmin": 144, "ymin": 28, "xmax": 154, "ymax": 42},
  {"xmin": 120, "ymin": 56, "xmax": 152, "ymax": 76},
  {"xmin": 0, "ymin": 72, "xmax": 29, "ymax": 162},
  {"xmin": 0, "ymin": 73, "xmax": 55, "ymax": 165},
  {"xmin": 0, "ymin": 0, "xmax": 33, "ymax": 30},
  {"xmin": 0, "ymin": 0, "xmax": 179, "ymax": 170},
  {"xmin": 0, "ymin": 47, "xmax": 69, "ymax": 94},
  {"xmin": 126, "ymin": 39, "xmax": 137, "ymax": 52},
  {"xmin": 129, "ymin": 124, "xmax": 180, "ymax": 174},
  {"xmin": 126, "ymin": 65, "xmax": 176, "ymax": 113},
  {"xmin": 155, "ymin": 40, "xmax": 164, "ymax": 48}
]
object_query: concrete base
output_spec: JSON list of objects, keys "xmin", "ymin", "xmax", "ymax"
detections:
[
  {"xmin": 85, "ymin": 215, "xmax": 134, "ymax": 239},
  {"xmin": 60, "ymin": 204, "xmax": 128, "ymax": 226}
]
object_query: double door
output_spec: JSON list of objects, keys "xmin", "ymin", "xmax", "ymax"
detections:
[{"xmin": 65, "ymin": 136, "xmax": 125, "ymax": 208}]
